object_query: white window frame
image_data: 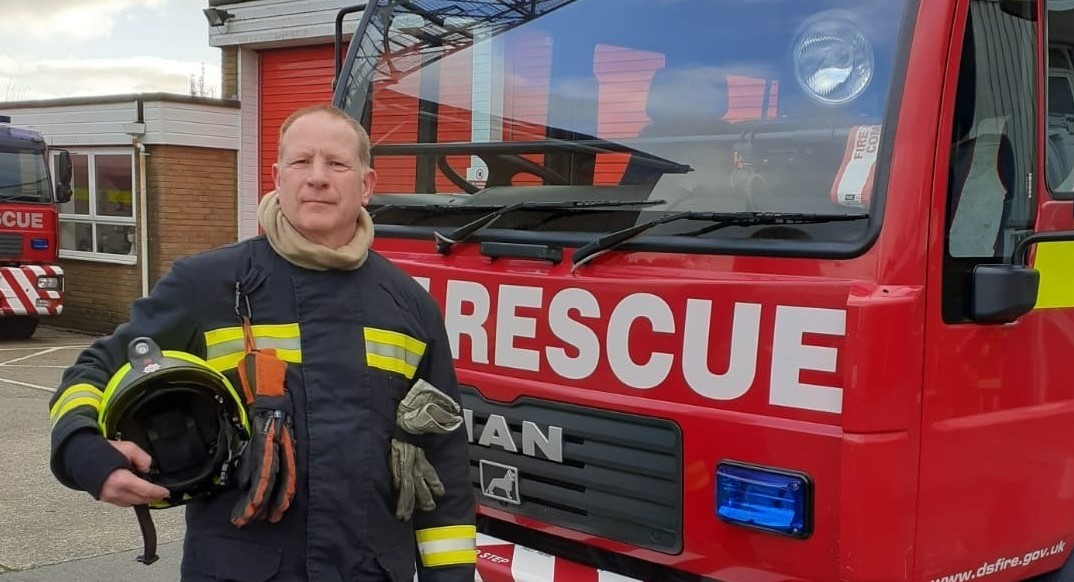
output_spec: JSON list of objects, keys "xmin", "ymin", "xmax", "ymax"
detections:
[{"xmin": 52, "ymin": 148, "xmax": 137, "ymax": 265}]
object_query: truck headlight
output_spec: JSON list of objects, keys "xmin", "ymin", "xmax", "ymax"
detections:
[
  {"xmin": 37, "ymin": 276, "xmax": 62, "ymax": 290},
  {"xmin": 792, "ymin": 16, "xmax": 874, "ymax": 106}
]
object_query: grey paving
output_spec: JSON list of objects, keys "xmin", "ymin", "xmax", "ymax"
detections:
[
  {"xmin": 0, "ymin": 542, "xmax": 182, "ymax": 582},
  {"xmin": 0, "ymin": 327, "xmax": 183, "ymax": 581}
]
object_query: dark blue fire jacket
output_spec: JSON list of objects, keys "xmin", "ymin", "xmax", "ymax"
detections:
[{"xmin": 48, "ymin": 236, "xmax": 477, "ymax": 582}]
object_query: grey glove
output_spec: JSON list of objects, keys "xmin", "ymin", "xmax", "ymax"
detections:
[
  {"xmin": 390, "ymin": 438, "xmax": 446, "ymax": 521},
  {"xmin": 390, "ymin": 379, "xmax": 463, "ymax": 521},
  {"xmin": 396, "ymin": 378, "xmax": 463, "ymax": 435}
]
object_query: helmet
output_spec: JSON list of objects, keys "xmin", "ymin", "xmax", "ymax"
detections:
[{"xmin": 99, "ymin": 337, "xmax": 250, "ymax": 508}]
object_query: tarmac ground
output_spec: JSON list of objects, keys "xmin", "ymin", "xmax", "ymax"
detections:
[{"xmin": 0, "ymin": 326, "xmax": 183, "ymax": 582}]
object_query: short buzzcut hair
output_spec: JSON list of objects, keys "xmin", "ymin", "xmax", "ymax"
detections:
[{"xmin": 277, "ymin": 104, "xmax": 371, "ymax": 167}]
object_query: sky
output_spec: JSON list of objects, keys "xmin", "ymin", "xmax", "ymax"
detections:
[{"xmin": 1, "ymin": 0, "xmax": 221, "ymax": 101}]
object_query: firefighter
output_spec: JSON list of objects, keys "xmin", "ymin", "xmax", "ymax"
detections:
[{"xmin": 47, "ymin": 104, "xmax": 477, "ymax": 582}]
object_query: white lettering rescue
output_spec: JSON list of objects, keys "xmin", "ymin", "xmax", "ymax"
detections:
[
  {"xmin": 419, "ymin": 277, "xmax": 847, "ymax": 414},
  {"xmin": 0, "ymin": 211, "xmax": 44, "ymax": 229}
]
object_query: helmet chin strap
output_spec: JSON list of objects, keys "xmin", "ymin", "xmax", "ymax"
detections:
[
  {"xmin": 134, "ymin": 504, "xmax": 159, "ymax": 565},
  {"xmin": 134, "ymin": 409, "xmax": 237, "ymax": 566}
]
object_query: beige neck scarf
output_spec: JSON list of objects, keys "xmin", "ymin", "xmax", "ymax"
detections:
[{"xmin": 257, "ymin": 191, "xmax": 374, "ymax": 271}]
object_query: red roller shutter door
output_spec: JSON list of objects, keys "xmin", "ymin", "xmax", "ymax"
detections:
[{"xmin": 259, "ymin": 45, "xmax": 336, "ymax": 197}]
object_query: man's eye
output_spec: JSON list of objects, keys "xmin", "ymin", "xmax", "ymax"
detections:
[{"xmin": 291, "ymin": 159, "xmax": 310, "ymax": 166}]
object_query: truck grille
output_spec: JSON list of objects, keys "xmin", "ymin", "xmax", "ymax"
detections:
[
  {"xmin": 0, "ymin": 234, "xmax": 21, "ymax": 258},
  {"xmin": 461, "ymin": 386, "xmax": 683, "ymax": 554}
]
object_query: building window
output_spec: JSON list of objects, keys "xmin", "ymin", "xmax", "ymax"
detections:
[{"xmin": 53, "ymin": 150, "xmax": 136, "ymax": 263}]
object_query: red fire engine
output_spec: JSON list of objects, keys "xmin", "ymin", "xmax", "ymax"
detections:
[
  {"xmin": 333, "ymin": 1, "xmax": 1074, "ymax": 580},
  {"xmin": 0, "ymin": 115, "xmax": 72, "ymax": 339}
]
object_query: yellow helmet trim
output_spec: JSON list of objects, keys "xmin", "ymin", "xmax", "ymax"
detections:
[{"xmin": 98, "ymin": 350, "xmax": 249, "ymax": 435}]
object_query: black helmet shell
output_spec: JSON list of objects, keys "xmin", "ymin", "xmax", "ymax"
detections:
[{"xmin": 98, "ymin": 337, "xmax": 250, "ymax": 507}]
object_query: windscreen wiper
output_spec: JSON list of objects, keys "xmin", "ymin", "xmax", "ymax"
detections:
[
  {"xmin": 434, "ymin": 199, "xmax": 665, "ymax": 255},
  {"xmin": 570, "ymin": 211, "xmax": 869, "ymax": 270},
  {"xmin": 0, "ymin": 178, "xmax": 48, "ymax": 190},
  {"xmin": 367, "ymin": 202, "xmax": 490, "ymax": 219}
]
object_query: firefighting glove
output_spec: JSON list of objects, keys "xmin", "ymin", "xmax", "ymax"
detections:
[
  {"xmin": 390, "ymin": 438, "xmax": 446, "ymax": 521},
  {"xmin": 390, "ymin": 379, "xmax": 463, "ymax": 521},
  {"xmin": 231, "ymin": 398, "xmax": 296, "ymax": 526},
  {"xmin": 396, "ymin": 378, "xmax": 463, "ymax": 435},
  {"xmin": 230, "ymin": 348, "xmax": 296, "ymax": 527},
  {"xmin": 230, "ymin": 407, "xmax": 279, "ymax": 526}
]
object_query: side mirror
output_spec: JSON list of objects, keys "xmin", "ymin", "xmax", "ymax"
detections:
[
  {"xmin": 970, "ymin": 230, "xmax": 1074, "ymax": 323},
  {"xmin": 53, "ymin": 149, "xmax": 73, "ymax": 204}
]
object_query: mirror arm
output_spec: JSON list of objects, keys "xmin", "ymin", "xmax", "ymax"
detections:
[{"xmin": 1013, "ymin": 231, "xmax": 1074, "ymax": 266}]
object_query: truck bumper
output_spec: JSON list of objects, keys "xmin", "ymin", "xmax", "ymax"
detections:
[
  {"xmin": 0, "ymin": 265, "xmax": 63, "ymax": 316},
  {"xmin": 476, "ymin": 533, "xmax": 642, "ymax": 582}
]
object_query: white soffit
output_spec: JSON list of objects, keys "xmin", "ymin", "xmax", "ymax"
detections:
[
  {"xmin": 1, "ymin": 96, "xmax": 239, "ymax": 149},
  {"xmin": 207, "ymin": 0, "xmax": 364, "ymax": 49}
]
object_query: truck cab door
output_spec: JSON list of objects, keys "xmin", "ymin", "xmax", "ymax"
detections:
[{"xmin": 917, "ymin": 0, "xmax": 1074, "ymax": 579}]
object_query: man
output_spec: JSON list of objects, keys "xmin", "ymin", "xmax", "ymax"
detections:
[{"xmin": 47, "ymin": 104, "xmax": 477, "ymax": 582}]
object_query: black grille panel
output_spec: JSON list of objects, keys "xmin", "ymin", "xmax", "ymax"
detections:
[
  {"xmin": 0, "ymin": 234, "xmax": 21, "ymax": 258},
  {"xmin": 461, "ymin": 386, "xmax": 683, "ymax": 553}
]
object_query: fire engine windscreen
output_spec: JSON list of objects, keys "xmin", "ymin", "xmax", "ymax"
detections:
[
  {"xmin": 338, "ymin": 0, "xmax": 911, "ymax": 243},
  {"xmin": 0, "ymin": 148, "xmax": 51, "ymax": 203}
]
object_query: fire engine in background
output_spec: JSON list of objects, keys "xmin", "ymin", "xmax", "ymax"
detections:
[
  {"xmin": 0, "ymin": 115, "xmax": 72, "ymax": 339},
  {"xmin": 333, "ymin": 0, "xmax": 1074, "ymax": 580}
]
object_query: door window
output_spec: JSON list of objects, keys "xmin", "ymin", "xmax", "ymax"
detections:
[{"xmin": 943, "ymin": 0, "xmax": 1038, "ymax": 323}]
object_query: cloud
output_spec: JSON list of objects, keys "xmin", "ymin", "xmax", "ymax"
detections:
[
  {"xmin": 0, "ymin": 0, "xmax": 169, "ymax": 40},
  {"xmin": 0, "ymin": 55, "xmax": 221, "ymax": 100}
]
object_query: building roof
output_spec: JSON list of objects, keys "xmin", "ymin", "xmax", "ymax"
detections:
[
  {"xmin": 0, "ymin": 93, "xmax": 240, "ymax": 149},
  {"xmin": 0, "ymin": 93, "xmax": 239, "ymax": 110}
]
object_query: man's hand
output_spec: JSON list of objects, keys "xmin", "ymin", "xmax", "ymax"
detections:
[{"xmin": 98, "ymin": 440, "xmax": 168, "ymax": 508}]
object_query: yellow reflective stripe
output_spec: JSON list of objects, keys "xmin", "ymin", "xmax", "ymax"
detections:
[
  {"xmin": 49, "ymin": 384, "xmax": 103, "ymax": 426},
  {"xmin": 51, "ymin": 398, "xmax": 101, "ymax": 427},
  {"xmin": 49, "ymin": 383, "xmax": 101, "ymax": 419},
  {"xmin": 273, "ymin": 348, "xmax": 302, "ymax": 363},
  {"xmin": 206, "ymin": 348, "xmax": 302, "ymax": 373},
  {"xmin": 365, "ymin": 328, "xmax": 426, "ymax": 379},
  {"xmin": 1035, "ymin": 241, "xmax": 1074, "ymax": 309},
  {"xmin": 364, "ymin": 328, "xmax": 427, "ymax": 358},
  {"xmin": 366, "ymin": 353, "xmax": 417, "ymax": 379},
  {"xmin": 203, "ymin": 324, "xmax": 303, "ymax": 372},
  {"xmin": 204, "ymin": 323, "xmax": 300, "ymax": 346},
  {"xmin": 205, "ymin": 337, "xmax": 301, "ymax": 361},
  {"xmin": 207, "ymin": 352, "xmax": 244, "ymax": 372},
  {"xmin": 415, "ymin": 525, "xmax": 477, "ymax": 567}
]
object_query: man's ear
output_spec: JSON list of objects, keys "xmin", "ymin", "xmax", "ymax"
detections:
[
  {"xmin": 271, "ymin": 162, "xmax": 280, "ymax": 190},
  {"xmin": 361, "ymin": 168, "xmax": 377, "ymax": 206}
]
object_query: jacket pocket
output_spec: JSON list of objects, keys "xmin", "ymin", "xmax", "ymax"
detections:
[{"xmin": 185, "ymin": 536, "xmax": 282, "ymax": 582}]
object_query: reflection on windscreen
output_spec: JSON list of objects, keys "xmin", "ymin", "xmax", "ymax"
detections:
[
  {"xmin": 343, "ymin": 0, "xmax": 909, "ymax": 239},
  {"xmin": 0, "ymin": 149, "xmax": 50, "ymax": 202}
]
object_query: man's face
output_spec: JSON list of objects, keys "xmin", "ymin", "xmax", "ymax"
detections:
[{"xmin": 272, "ymin": 111, "xmax": 376, "ymax": 247}]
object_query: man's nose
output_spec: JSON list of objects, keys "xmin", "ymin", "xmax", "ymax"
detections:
[{"xmin": 305, "ymin": 158, "xmax": 329, "ymax": 185}]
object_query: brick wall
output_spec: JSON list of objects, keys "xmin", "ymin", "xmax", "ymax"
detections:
[
  {"xmin": 146, "ymin": 145, "xmax": 238, "ymax": 283},
  {"xmin": 222, "ymin": 46, "xmax": 239, "ymax": 100},
  {"xmin": 50, "ymin": 145, "xmax": 238, "ymax": 335},
  {"xmin": 53, "ymin": 260, "xmax": 141, "ymax": 334}
]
